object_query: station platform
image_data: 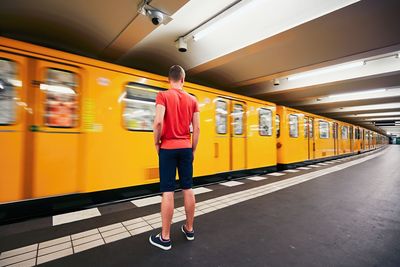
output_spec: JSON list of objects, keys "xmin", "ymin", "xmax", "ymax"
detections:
[{"xmin": 0, "ymin": 146, "xmax": 399, "ymax": 267}]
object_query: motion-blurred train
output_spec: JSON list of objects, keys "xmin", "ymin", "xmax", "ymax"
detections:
[{"xmin": 0, "ymin": 37, "xmax": 388, "ymax": 205}]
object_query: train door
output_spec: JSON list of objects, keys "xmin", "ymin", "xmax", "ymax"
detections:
[
  {"xmin": 305, "ymin": 116, "xmax": 315, "ymax": 160},
  {"xmin": 28, "ymin": 60, "xmax": 82, "ymax": 198},
  {"xmin": 230, "ymin": 100, "xmax": 246, "ymax": 170},
  {"xmin": 0, "ymin": 52, "xmax": 27, "ymax": 202},
  {"xmin": 350, "ymin": 126, "xmax": 354, "ymax": 153},
  {"xmin": 333, "ymin": 122, "xmax": 339, "ymax": 155}
]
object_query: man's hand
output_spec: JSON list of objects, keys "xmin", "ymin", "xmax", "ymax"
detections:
[{"xmin": 155, "ymin": 144, "xmax": 160, "ymax": 155}]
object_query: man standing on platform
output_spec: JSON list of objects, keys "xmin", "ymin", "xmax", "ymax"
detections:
[{"xmin": 149, "ymin": 65, "xmax": 200, "ymax": 250}]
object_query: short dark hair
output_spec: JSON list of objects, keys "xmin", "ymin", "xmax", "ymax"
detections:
[{"xmin": 169, "ymin": 65, "xmax": 185, "ymax": 82}]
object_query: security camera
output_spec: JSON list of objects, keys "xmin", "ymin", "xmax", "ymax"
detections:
[
  {"xmin": 273, "ymin": 78, "xmax": 280, "ymax": 86},
  {"xmin": 176, "ymin": 37, "xmax": 188, "ymax": 53},
  {"xmin": 147, "ymin": 9, "xmax": 164, "ymax": 25}
]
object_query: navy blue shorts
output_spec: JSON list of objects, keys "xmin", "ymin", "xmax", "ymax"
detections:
[{"xmin": 159, "ymin": 148, "xmax": 193, "ymax": 192}]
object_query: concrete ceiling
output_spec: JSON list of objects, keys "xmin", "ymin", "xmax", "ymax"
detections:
[{"xmin": 1, "ymin": 0, "xmax": 400, "ymax": 136}]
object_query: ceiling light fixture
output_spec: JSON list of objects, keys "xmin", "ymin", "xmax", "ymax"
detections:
[
  {"xmin": 287, "ymin": 61, "xmax": 364, "ymax": 81},
  {"xmin": 328, "ymin": 89, "xmax": 387, "ymax": 99},
  {"xmin": 191, "ymin": 0, "xmax": 263, "ymax": 42}
]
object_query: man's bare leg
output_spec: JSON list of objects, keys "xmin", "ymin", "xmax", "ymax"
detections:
[
  {"xmin": 161, "ymin": 192, "xmax": 174, "ymax": 240},
  {"xmin": 183, "ymin": 189, "xmax": 195, "ymax": 231}
]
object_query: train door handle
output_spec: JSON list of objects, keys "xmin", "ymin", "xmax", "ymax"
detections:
[
  {"xmin": 214, "ymin": 143, "xmax": 219, "ymax": 158},
  {"xmin": 313, "ymin": 142, "xmax": 316, "ymax": 151}
]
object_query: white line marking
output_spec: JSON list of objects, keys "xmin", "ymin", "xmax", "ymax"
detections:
[
  {"xmin": 1, "ymin": 148, "xmax": 387, "ymax": 266},
  {"xmin": 247, "ymin": 176, "xmax": 267, "ymax": 181},
  {"xmin": 267, "ymin": 172, "xmax": 286, "ymax": 176},
  {"xmin": 131, "ymin": 196, "xmax": 162, "ymax": 207},
  {"xmin": 192, "ymin": 187, "xmax": 212, "ymax": 195},
  {"xmin": 284, "ymin": 169, "xmax": 300, "ymax": 173},
  {"xmin": 220, "ymin": 181, "xmax": 243, "ymax": 187},
  {"xmin": 52, "ymin": 208, "xmax": 101, "ymax": 226},
  {"xmin": 297, "ymin": 167, "xmax": 311, "ymax": 170},
  {"xmin": 308, "ymin": 165, "xmax": 320, "ymax": 168}
]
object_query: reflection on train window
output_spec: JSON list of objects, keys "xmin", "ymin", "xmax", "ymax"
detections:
[
  {"xmin": 123, "ymin": 82, "xmax": 160, "ymax": 131},
  {"xmin": 304, "ymin": 118, "xmax": 309, "ymax": 138},
  {"xmin": 289, "ymin": 114, "xmax": 298, "ymax": 138},
  {"xmin": 216, "ymin": 100, "xmax": 227, "ymax": 134},
  {"xmin": 42, "ymin": 69, "xmax": 78, "ymax": 128},
  {"xmin": 276, "ymin": 114, "xmax": 280, "ymax": 138},
  {"xmin": 259, "ymin": 108, "xmax": 272, "ymax": 136},
  {"xmin": 341, "ymin": 126, "xmax": 348, "ymax": 139},
  {"xmin": 232, "ymin": 103, "xmax": 244, "ymax": 135},
  {"xmin": 309, "ymin": 118, "xmax": 314, "ymax": 138},
  {"xmin": 319, "ymin": 121, "xmax": 329, "ymax": 139},
  {"xmin": 0, "ymin": 59, "xmax": 18, "ymax": 125}
]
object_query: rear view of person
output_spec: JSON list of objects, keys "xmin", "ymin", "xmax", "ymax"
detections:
[{"xmin": 149, "ymin": 65, "xmax": 200, "ymax": 250}]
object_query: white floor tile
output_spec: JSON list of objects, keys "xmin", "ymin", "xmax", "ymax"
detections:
[
  {"xmin": 100, "ymin": 227, "xmax": 127, "ymax": 238},
  {"xmin": 99, "ymin": 223, "xmax": 123, "ymax": 233},
  {"xmin": 38, "ymin": 241, "xmax": 71, "ymax": 257},
  {"xmin": 267, "ymin": 172, "xmax": 286, "ymax": 176},
  {"xmin": 131, "ymin": 196, "xmax": 162, "ymax": 207},
  {"xmin": 142, "ymin": 213, "xmax": 160, "ymax": 221},
  {"xmin": 73, "ymin": 239, "xmax": 105, "ymax": 253},
  {"xmin": 0, "ymin": 251, "xmax": 36, "ymax": 267},
  {"xmin": 104, "ymin": 231, "xmax": 131, "ymax": 244},
  {"xmin": 36, "ymin": 248, "xmax": 73, "ymax": 265},
  {"xmin": 72, "ymin": 233, "xmax": 102, "ymax": 247},
  {"xmin": 308, "ymin": 165, "xmax": 320, "ymax": 168},
  {"xmin": 247, "ymin": 176, "xmax": 267, "ymax": 181},
  {"xmin": 125, "ymin": 221, "xmax": 149, "ymax": 231},
  {"xmin": 220, "ymin": 181, "xmax": 243, "ymax": 187},
  {"xmin": 130, "ymin": 225, "xmax": 153, "ymax": 236},
  {"xmin": 192, "ymin": 187, "xmax": 212, "ymax": 195},
  {"xmin": 39, "ymin": 236, "xmax": 71, "ymax": 249},
  {"xmin": 150, "ymin": 222, "xmax": 162, "ymax": 229},
  {"xmin": 71, "ymin": 229, "xmax": 99, "ymax": 240},
  {"xmin": 7, "ymin": 258, "xmax": 36, "ymax": 267},
  {"xmin": 122, "ymin": 217, "xmax": 145, "ymax": 227},
  {"xmin": 52, "ymin": 208, "xmax": 101, "ymax": 226},
  {"xmin": 0, "ymin": 244, "xmax": 37, "ymax": 260}
]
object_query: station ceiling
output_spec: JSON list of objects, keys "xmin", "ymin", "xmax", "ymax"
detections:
[{"xmin": 1, "ymin": 0, "xmax": 400, "ymax": 136}]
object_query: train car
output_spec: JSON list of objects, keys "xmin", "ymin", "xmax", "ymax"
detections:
[
  {"xmin": 275, "ymin": 105, "xmax": 384, "ymax": 169},
  {"xmin": 0, "ymin": 37, "xmax": 277, "ymax": 204}
]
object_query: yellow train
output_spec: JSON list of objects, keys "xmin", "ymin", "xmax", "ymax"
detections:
[{"xmin": 0, "ymin": 37, "xmax": 388, "ymax": 206}]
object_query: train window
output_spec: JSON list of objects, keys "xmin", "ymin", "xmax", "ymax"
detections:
[
  {"xmin": 42, "ymin": 69, "xmax": 78, "ymax": 128},
  {"xmin": 259, "ymin": 108, "xmax": 272, "ymax": 136},
  {"xmin": 289, "ymin": 114, "xmax": 299, "ymax": 138},
  {"xmin": 304, "ymin": 118, "xmax": 309, "ymax": 138},
  {"xmin": 319, "ymin": 121, "xmax": 329, "ymax": 139},
  {"xmin": 122, "ymin": 82, "xmax": 162, "ymax": 131},
  {"xmin": 309, "ymin": 119, "xmax": 314, "ymax": 138},
  {"xmin": 341, "ymin": 126, "xmax": 348, "ymax": 139},
  {"xmin": 232, "ymin": 103, "xmax": 244, "ymax": 135},
  {"xmin": 216, "ymin": 100, "xmax": 227, "ymax": 134},
  {"xmin": 276, "ymin": 114, "xmax": 280, "ymax": 138},
  {"xmin": 0, "ymin": 59, "xmax": 18, "ymax": 125}
]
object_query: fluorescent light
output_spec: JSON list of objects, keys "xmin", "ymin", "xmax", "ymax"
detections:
[
  {"xmin": 328, "ymin": 89, "xmax": 387, "ymax": 99},
  {"xmin": 192, "ymin": 0, "xmax": 263, "ymax": 41},
  {"xmin": 364, "ymin": 117, "xmax": 400, "ymax": 121},
  {"xmin": 287, "ymin": 61, "xmax": 364, "ymax": 81},
  {"xmin": 351, "ymin": 112, "xmax": 400, "ymax": 117}
]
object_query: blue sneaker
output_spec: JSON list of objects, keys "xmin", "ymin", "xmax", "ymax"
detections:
[
  {"xmin": 149, "ymin": 233, "xmax": 172, "ymax": 250},
  {"xmin": 181, "ymin": 224, "xmax": 194, "ymax": 241}
]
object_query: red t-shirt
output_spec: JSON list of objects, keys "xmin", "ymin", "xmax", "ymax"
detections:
[{"xmin": 155, "ymin": 88, "xmax": 199, "ymax": 149}]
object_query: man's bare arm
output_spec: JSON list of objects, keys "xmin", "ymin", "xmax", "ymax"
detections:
[
  {"xmin": 153, "ymin": 104, "xmax": 166, "ymax": 152},
  {"xmin": 192, "ymin": 112, "xmax": 200, "ymax": 153}
]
